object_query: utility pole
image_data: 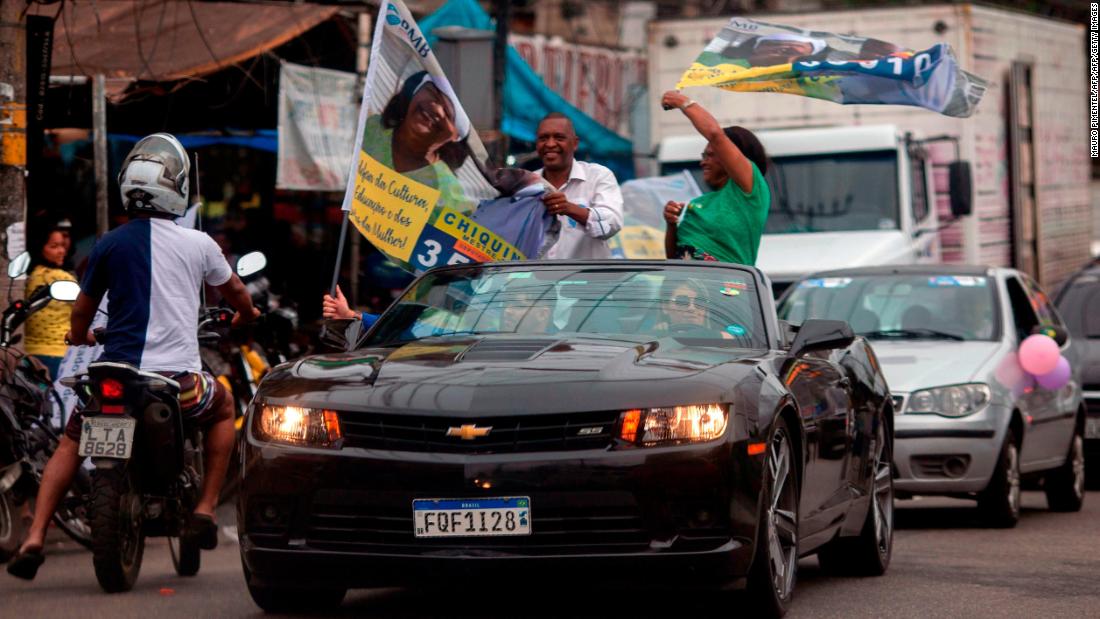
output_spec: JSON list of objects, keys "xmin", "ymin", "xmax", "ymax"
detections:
[
  {"xmin": 0, "ymin": 1, "xmax": 27, "ymax": 280},
  {"xmin": 492, "ymin": 0, "xmax": 510, "ymax": 167},
  {"xmin": 93, "ymin": 74, "xmax": 108, "ymax": 237}
]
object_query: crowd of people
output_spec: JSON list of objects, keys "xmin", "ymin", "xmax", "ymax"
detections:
[{"xmin": 325, "ymin": 90, "xmax": 772, "ymax": 326}]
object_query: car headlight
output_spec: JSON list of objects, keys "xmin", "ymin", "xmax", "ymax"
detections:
[
  {"xmin": 905, "ymin": 384, "xmax": 990, "ymax": 418},
  {"xmin": 255, "ymin": 405, "xmax": 343, "ymax": 448},
  {"xmin": 618, "ymin": 404, "xmax": 728, "ymax": 446}
]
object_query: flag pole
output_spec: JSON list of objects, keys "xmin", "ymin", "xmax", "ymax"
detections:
[{"xmin": 329, "ymin": 212, "xmax": 350, "ymax": 297}]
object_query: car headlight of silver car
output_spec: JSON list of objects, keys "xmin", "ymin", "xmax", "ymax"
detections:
[
  {"xmin": 905, "ymin": 384, "xmax": 991, "ymax": 418},
  {"xmin": 617, "ymin": 404, "xmax": 728, "ymax": 446},
  {"xmin": 255, "ymin": 404, "xmax": 343, "ymax": 448}
]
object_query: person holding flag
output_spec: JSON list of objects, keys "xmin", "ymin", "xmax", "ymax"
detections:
[{"xmin": 660, "ymin": 90, "xmax": 771, "ymax": 266}]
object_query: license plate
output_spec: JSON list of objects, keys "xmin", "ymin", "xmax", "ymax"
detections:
[
  {"xmin": 78, "ymin": 417, "xmax": 136, "ymax": 459},
  {"xmin": 1086, "ymin": 417, "xmax": 1100, "ymax": 440},
  {"xmin": 413, "ymin": 497, "xmax": 531, "ymax": 538}
]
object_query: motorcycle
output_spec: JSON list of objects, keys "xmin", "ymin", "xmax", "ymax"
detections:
[
  {"xmin": 61, "ymin": 253, "xmax": 266, "ymax": 592},
  {"xmin": 0, "ymin": 253, "xmax": 93, "ymax": 562}
]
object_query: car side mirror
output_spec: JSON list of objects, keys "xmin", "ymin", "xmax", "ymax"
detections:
[
  {"xmin": 1031, "ymin": 325, "xmax": 1069, "ymax": 348},
  {"xmin": 320, "ymin": 318, "xmax": 364, "ymax": 352},
  {"xmin": 790, "ymin": 319, "xmax": 855, "ymax": 357},
  {"xmin": 948, "ymin": 161, "xmax": 973, "ymax": 218}
]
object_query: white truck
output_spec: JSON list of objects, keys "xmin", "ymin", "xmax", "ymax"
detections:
[{"xmin": 646, "ymin": 3, "xmax": 1091, "ymax": 293}]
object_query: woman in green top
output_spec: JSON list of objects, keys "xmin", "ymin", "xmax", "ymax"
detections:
[{"xmin": 661, "ymin": 90, "xmax": 771, "ymax": 266}]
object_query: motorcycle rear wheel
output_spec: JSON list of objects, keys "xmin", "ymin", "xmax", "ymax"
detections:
[
  {"xmin": 90, "ymin": 467, "xmax": 144, "ymax": 592},
  {"xmin": 0, "ymin": 490, "xmax": 24, "ymax": 563}
]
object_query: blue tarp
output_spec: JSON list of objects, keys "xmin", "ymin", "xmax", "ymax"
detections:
[
  {"xmin": 419, "ymin": 0, "xmax": 634, "ymax": 176},
  {"xmin": 109, "ymin": 130, "xmax": 278, "ymax": 153}
]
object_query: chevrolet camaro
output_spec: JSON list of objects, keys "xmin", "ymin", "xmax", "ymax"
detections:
[{"xmin": 237, "ymin": 261, "xmax": 895, "ymax": 617}]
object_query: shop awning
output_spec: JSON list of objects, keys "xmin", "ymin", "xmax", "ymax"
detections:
[{"xmin": 32, "ymin": 1, "xmax": 341, "ymax": 97}]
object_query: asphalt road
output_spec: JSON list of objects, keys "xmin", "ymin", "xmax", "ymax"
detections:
[{"xmin": 2, "ymin": 492, "xmax": 1098, "ymax": 618}]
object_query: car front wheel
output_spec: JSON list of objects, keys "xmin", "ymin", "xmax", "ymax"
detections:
[
  {"xmin": 1044, "ymin": 426, "xmax": 1085, "ymax": 512},
  {"xmin": 978, "ymin": 430, "xmax": 1021, "ymax": 528},
  {"xmin": 745, "ymin": 417, "xmax": 799, "ymax": 618}
]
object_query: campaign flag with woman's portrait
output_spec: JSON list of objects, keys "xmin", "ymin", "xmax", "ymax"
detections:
[
  {"xmin": 677, "ymin": 17, "xmax": 987, "ymax": 118},
  {"xmin": 342, "ymin": 0, "xmax": 556, "ymax": 273}
]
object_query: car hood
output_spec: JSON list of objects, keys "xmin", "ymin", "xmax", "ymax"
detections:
[
  {"xmin": 758, "ymin": 231, "xmax": 912, "ymax": 282},
  {"xmin": 869, "ymin": 340, "xmax": 1002, "ymax": 393},
  {"xmin": 258, "ymin": 335, "xmax": 768, "ymax": 416}
]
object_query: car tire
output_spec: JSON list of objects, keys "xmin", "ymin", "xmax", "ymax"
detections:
[
  {"xmin": 244, "ymin": 566, "xmax": 347, "ymax": 613},
  {"xmin": 978, "ymin": 430, "xmax": 1021, "ymax": 528},
  {"xmin": 1044, "ymin": 427, "xmax": 1086, "ymax": 512},
  {"xmin": 816, "ymin": 417, "xmax": 893, "ymax": 576},
  {"xmin": 744, "ymin": 417, "xmax": 799, "ymax": 619}
]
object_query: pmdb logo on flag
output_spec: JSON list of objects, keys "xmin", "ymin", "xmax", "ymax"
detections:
[{"xmin": 386, "ymin": 4, "xmax": 430, "ymax": 57}]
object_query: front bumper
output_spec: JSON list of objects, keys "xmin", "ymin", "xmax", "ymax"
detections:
[
  {"xmin": 1084, "ymin": 392, "xmax": 1100, "ymax": 444},
  {"xmin": 891, "ymin": 402, "xmax": 1005, "ymax": 494},
  {"xmin": 237, "ymin": 435, "xmax": 761, "ymax": 588}
]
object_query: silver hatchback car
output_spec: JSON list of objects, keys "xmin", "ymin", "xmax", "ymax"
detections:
[{"xmin": 779, "ymin": 266, "xmax": 1086, "ymax": 527}]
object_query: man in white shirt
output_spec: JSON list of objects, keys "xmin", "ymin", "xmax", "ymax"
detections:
[{"xmin": 536, "ymin": 113, "xmax": 624, "ymax": 259}]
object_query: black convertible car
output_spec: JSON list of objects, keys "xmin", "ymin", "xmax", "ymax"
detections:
[{"xmin": 237, "ymin": 261, "xmax": 894, "ymax": 617}]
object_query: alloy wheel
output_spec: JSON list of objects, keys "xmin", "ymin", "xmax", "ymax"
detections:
[
  {"xmin": 1006, "ymin": 443, "xmax": 1021, "ymax": 517},
  {"xmin": 870, "ymin": 423, "xmax": 893, "ymax": 559},
  {"xmin": 766, "ymin": 429, "xmax": 798, "ymax": 600},
  {"xmin": 1071, "ymin": 435, "xmax": 1085, "ymax": 501}
]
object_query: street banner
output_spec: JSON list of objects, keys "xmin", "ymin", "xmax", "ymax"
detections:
[
  {"xmin": 609, "ymin": 171, "xmax": 701, "ymax": 259},
  {"xmin": 677, "ymin": 17, "xmax": 987, "ymax": 117},
  {"xmin": 277, "ymin": 61, "xmax": 359, "ymax": 191},
  {"xmin": 342, "ymin": 0, "xmax": 555, "ymax": 273}
]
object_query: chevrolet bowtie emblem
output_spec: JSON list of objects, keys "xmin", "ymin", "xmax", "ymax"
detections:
[{"xmin": 446, "ymin": 424, "xmax": 492, "ymax": 440}]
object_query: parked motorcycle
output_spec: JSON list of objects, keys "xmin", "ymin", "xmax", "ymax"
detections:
[
  {"xmin": 0, "ymin": 253, "xmax": 92, "ymax": 561},
  {"xmin": 62, "ymin": 253, "xmax": 266, "ymax": 592}
]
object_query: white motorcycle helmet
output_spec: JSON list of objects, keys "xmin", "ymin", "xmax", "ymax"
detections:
[{"xmin": 118, "ymin": 133, "xmax": 190, "ymax": 217}]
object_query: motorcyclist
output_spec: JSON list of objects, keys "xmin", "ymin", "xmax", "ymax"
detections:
[{"xmin": 6, "ymin": 134, "xmax": 259, "ymax": 580}]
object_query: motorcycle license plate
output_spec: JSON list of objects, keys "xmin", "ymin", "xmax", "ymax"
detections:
[
  {"xmin": 78, "ymin": 417, "xmax": 136, "ymax": 459},
  {"xmin": 413, "ymin": 497, "xmax": 531, "ymax": 538}
]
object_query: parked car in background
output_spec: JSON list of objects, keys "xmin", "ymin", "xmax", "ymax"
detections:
[
  {"xmin": 238, "ymin": 261, "xmax": 895, "ymax": 617},
  {"xmin": 778, "ymin": 266, "xmax": 1086, "ymax": 527},
  {"xmin": 1054, "ymin": 259, "xmax": 1100, "ymax": 488}
]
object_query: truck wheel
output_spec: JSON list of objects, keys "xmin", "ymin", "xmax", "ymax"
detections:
[
  {"xmin": 817, "ymin": 418, "xmax": 893, "ymax": 576},
  {"xmin": 90, "ymin": 467, "xmax": 144, "ymax": 592},
  {"xmin": 1044, "ymin": 427, "xmax": 1085, "ymax": 512},
  {"xmin": 978, "ymin": 430, "xmax": 1021, "ymax": 528},
  {"xmin": 744, "ymin": 418, "xmax": 799, "ymax": 618}
]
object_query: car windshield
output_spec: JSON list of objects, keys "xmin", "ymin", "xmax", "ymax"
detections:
[
  {"xmin": 364, "ymin": 264, "xmax": 769, "ymax": 349},
  {"xmin": 778, "ymin": 274, "xmax": 1000, "ymax": 342},
  {"xmin": 661, "ymin": 150, "xmax": 900, "ymax": 234}
]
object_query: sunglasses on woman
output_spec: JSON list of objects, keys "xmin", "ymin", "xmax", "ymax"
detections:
[{"xmin": 671, "ymin": 295, "xmax": 702, "ymax": 309}]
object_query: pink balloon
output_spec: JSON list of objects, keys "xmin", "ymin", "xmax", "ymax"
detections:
[
  {"xmin": 994, "ymin": 352, "xmax": 1026, "ymax": 389},
  {"xmin": 1036, "ymin": 356, "xmax": 1071, "ymax": 391},
  {"xmin": 1019, "ymin": 334, "xmax": 1060, "ymax": 376}
]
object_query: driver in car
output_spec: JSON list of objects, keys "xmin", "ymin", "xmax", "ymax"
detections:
[{"xmin": 653, "ymin": 278, "xmax": 736, "ymax": 340}]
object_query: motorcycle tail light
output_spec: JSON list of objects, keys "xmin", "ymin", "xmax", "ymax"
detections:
[{"xmin": 100, "ymin": 378, "xmax": 124, "ymax": 400}]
